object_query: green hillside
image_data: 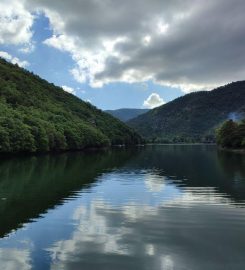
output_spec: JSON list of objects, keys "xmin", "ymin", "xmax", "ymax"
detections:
[
  {"xmin": 105, "ymin": 108, "xmax": 149, "ymax": 122},
  {"xmin": 128, "ymin": 81, "xmax": 245, "ymax": 142},
  {"xmin": 0, "ymin": 58, "xmax": 142, "ymax": 153}
]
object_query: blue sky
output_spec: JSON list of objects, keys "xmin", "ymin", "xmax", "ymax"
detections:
[{"xmin": 0, "ymin": 0, "xmax": 244, "ymax": 110}]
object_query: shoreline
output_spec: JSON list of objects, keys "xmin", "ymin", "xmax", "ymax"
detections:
[
  {"xmin": 0, "ymin": 144, "xmax": 143, "ymax": 159},
  {"xmin": 145, "ymin": 143, "xmax": 217, "ymax": 146},
  {"xmin": 2, "ymin": 143, "xmax": 244, "ymax": 159},
  {"xmin": 218, "ymin": 147, "xmax": 245, "ymax": 154}
]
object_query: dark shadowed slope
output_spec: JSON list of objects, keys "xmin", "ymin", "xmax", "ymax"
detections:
[
  {"xmin": 105, "ymin": 108, "xmax": 149, "ymax": 122},
  {"xmin": 128, "ymin": 81, "xmax": 245, "ymax": 142},
  {"xmin": 0, "ymin": 58, "xmax": 142, "ymax": 153}
]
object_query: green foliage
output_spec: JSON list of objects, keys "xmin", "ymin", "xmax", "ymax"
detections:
[
  {"xmin": 128, "ymin": 81, "xmax": 245, "ymax": 142},
  {"xmin": 0, "ymin": 58, "xmax": 142, "ymax": 153},
  {"xmin": 216, "ymin": 119, "xmax": 245, "ymax": 148}
]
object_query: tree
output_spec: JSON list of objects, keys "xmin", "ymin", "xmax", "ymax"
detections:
[{"xmin": 216, "ymin": 119, "xmax": 245, "ymax": 148}]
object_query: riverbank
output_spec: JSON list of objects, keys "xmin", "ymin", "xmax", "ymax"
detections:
[
  {"xmin": 218, "ymin": 147, "xmax": 245, "ymax": 154},
  {"xmin": 146, "ymin": 143, "xmax": 216, "ymax": 146}
]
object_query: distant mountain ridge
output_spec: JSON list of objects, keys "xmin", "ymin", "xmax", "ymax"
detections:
[
  {"xmin": 128, "ymin": 81, "xmax": 245, "ymax": 142},
  {"xmin": 0, "ymin": 58, "xmax": 142, "ymax": 153},
  {"xmin": 105, "ymin": 108, "xmax": 149, "ymax": 122}
]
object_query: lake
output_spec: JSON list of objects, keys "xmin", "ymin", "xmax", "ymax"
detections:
[{"xmin": 0, "ymin": 145, "xmax": 245, "ymax": 270}]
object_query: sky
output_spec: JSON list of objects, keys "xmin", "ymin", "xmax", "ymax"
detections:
[{"xmin": 0, "ymin": 0, "xmax": 245, "ymax": 110}]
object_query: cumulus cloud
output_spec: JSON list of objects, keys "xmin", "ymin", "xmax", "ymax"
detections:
[
  {"xmin": 3, "ymin": 0, "xmax": 245, "ymax": 92},
  {"xmin": 0, "ymin": 248, "xmax": 31, "ymax": 270},
  {"xmin": 0, "ymin": 51, "xmax": 29, "ymax": 68},
  {"xmin": 62, "ymin": 85, "xmax": 76, "ymax": 95},
  {"xmin": 0, "ymin": 0, "xmax": 34, "ymax": 45},
  {"xmin": 22, "ymin": 0, "xmax": 245, "ymax": 92},
  {"xmin": 143, "ymin": 93, "xmax": 165, "ymax": 109},
  {"xmin": 18, "ymin": 43, "xmax": 35, "ymax": 54}
]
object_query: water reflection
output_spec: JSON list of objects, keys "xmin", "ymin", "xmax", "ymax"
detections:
[
  {"xmin": 0, "ymin": 150, "xmax": 134, "ymax": 238},
  {"xmin": 0, "ymin": 145, "xmax": 245, "ymax": 269},
  {"xmin": 0, "ymin": 248, "xmax": 31, "ymax": 270},
  {"xmin": 145, "ymin": 174, "xmax": 166, "ymax": 192}
]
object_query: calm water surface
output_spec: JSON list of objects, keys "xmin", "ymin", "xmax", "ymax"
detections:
[{"xmin": 0, "ymin": 145, "xmax": 245, "ymax": 270}]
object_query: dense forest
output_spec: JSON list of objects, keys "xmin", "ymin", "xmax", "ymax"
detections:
[
  {"xmin": 0, "ymin": 58, "xmax": 142, "ymax": 153},
  {"xmin": 216, "ymin": 119, "xmax": 245, "ymax": 149},
  {"xmin": 128, "ymin": 81, "xmax": 245, "ymax": 143}
]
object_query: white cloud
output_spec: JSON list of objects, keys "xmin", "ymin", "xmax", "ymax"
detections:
[
  {"xmin": 0, "ymin": 51, "xmax": 11, "ymax": 61},
  {"xmin": 18, "ymin": 43, "xmax": 35, "ymax": 54},
  {"xmin": 43, "ymin": 34, "xmax": 76, "ymax": 53},
  {"xmin": 1, "ymin": 0, "xmax": 244, "ymax": 92},
  {"xmin": 44, "ymin": 34, "xmax": 124, "ymax": 88},
  {"xmin": 21, "ymin": 0, "xmax": 245, "ymax": 92},
  {"xmin": 0, "ymin": 51, "xmax": 29, "ymax": 68},
  {"xmin": 0, "ymin": 248, "xmax": 31, "ymax": 270},
  {"xmin": 143, "ymin": 93, "xmax": 165, "ymax": 109},
  {"xmin": 62, "ymin": 85, "xmax": 76, "ymax": 95},
  {"xmin": 0, "ymin": 0, "xmax": 34, "ymax": 45},
  {"xmin": 145, "ymin": 174, "xmax": 166, "ymax": 193}
]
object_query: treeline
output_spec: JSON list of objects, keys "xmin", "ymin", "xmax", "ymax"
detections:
[
  {"xmin": 0, "ymin": 58, "xmax": 142, "ymax": 153},
  {"xmin": 147, "ymin": 134, "xmax": 215, "ymax": 144},
  {"xmin": 216, "ymin": 120, "xmax": 245, "ymax": 149},
  {"xmin": 128, "ymin": 81, "xmax": 245, "ymax": 141}
]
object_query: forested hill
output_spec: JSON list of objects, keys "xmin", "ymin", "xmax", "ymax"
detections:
[
  {"xmin": 128, "ymin": 81, "xmax": 245, "ymax": 142},
  {"xmin": 0, "ymin": 58, "xmax": 142, "ymax": 153},
  {"xmin": 105, "ymin": 108, "xmax": 149, "ymax": 122}
]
